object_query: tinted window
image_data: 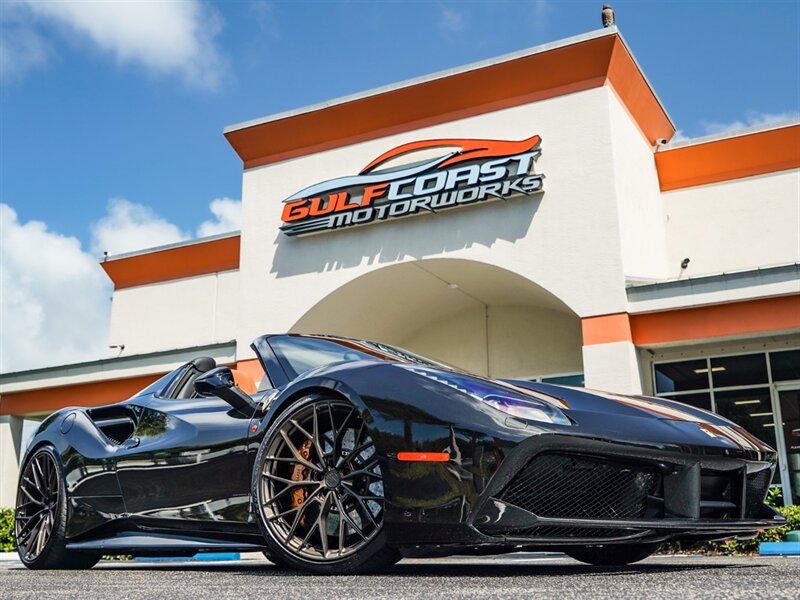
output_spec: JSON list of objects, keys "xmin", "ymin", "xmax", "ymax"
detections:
[
  {"xmin": 710, "ymin": 354, "xmax": 768, "ymax": 388},
  {"xmin": 654, "ymin": 360, "xmax": 709, "ymax": 393},
  {"xmin": 714, "ymin": 388, "xmax": 777, "ymax": 449},
  {"xmin": 542, "ymin": 374, "xmax": 585, "ymax": 387},
  {"xmin": 770, "ymin": 349, "xmax": 800, "ymax": 382}
]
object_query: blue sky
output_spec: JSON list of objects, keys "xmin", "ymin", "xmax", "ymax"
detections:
[
  {"xmin": 0, "ymin": 0, "xmax": 798, "ymax": 372},
  {"xmin": 2, "ymin": 1, "xmax": 798, "ymax": 248}
]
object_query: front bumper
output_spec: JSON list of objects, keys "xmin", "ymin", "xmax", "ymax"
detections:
[{"xmin": 386, "ymin": 433, "xmax": 784, "ymax": 550}]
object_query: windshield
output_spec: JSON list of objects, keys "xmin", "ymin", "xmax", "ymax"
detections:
[{"xmin": 268, "ymin": 335, "xmax": 449, "ymax": 380}]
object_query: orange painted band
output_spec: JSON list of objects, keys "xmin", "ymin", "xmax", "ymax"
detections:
[
  {"xmin": 226, "ymin": 34, "xmax": 674, "ymax": 170},
  {"xmin": 630, "ymin": 295, "xmax": 800, "ymax": 346},
  {"xmin": 656, "ymin": 125, "xmax": 800, "ymax": 191},
  {"xmin": 581, "ymin": 313, "xmax": 633, "ymax": 345},
  {"xmin": 100, "ymin": 235, "xmax": 240, "ymax": 290},
  {"xmin": 396, "ymin": 452, "xmax": 450, "ymax": 462},
  {"xmin": 0, "ymin": 374, "xmax": 163, "ymax": 416},
  {"xmin": 582, "ymin": 296, "xmax": 800, "ymax": 347}
]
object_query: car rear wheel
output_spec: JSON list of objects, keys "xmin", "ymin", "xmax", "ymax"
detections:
[
  {"xmin": 565, "ymin": 542, "xmax": 660, "ymax": 566},
  {"xmin": 253, "ymin": 395, "xmax": 400, "ymax": 574},
  {"xmin": 15, "ymin": 446, "xmax": 100, "ymax": 569}
]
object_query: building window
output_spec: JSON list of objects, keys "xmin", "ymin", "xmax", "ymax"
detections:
[
  {"xmin": 659, "ymin": 392, "xmax": 712, "ymax": 412},
  {"xmin": 710, "ymin": 354, "xmax": 768, "ymax": 388},
  {"xmin": 654, "ymin": 359, "xmax": 708, "ymax": 393},
  {"xmin": 770, "ymin": 349, "xmax": 800, "ymax": 382},
  {"xmin": 541, "ymin": 373, "xmax": 585, "ymax": 387}
]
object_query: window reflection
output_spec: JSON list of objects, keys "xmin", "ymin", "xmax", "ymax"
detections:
[
  {"xmin": 710, "ymin": 354, "xmax": 768, "ymax": 388},
  {"xmin": 654, "ymin": 360, "xmax": 708, "ymax": 393}
]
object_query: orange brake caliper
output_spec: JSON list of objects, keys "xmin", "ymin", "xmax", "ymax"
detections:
[{"xmin": 290, "ymin": 440, "xmax": 314, "ymax": 526}]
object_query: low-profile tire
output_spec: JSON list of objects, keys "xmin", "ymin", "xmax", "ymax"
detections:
[
  {"xmin": 252, "ymin": 395, "xmax": 401, "ymax": 574},
  {"xmin": 565, "ymin": 543, "xmax": 660, "ymax": 566},
  {"xmin": 15, "ymin": 445, "xmax": 100, "ymax": 570}
]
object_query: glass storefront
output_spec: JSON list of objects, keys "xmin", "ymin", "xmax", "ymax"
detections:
[{"xmin": 654, "ymin": 348, "xmax": 800, "ymax": 504}]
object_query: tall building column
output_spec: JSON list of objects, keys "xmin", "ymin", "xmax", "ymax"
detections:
[
  {"xmin": 0, "ymin": 415, "xmax": 24, "ymax": 508},
  {"xmin": 581, "ymin": 313, "xmax": 644, "ymax": 394}
]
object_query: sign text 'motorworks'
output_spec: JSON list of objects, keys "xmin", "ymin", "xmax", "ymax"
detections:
[{"xmin": 280, "ymin": 135, "xmax": 544, "ymax": 236}]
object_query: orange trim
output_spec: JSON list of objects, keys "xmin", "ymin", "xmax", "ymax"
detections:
[
  {"xmin": 605, "ymin": 38, "xmax": 674, "ymax": 148},
  {"xmin": 0, "ymin": 374, "xmax": 162, "ymax": 416},
  {"xmin": 235, "ymin": 359, "xmax": 265, "ymax": 388},
  {"xmin": 630, "ymin": 296, "xmax": 800, "ymax": 346},
  {"xmin": 225, "ymin": 34, "xmax": 674, "ymax": 170},
  {"xmin": 396, "ymin": 452, "xmax": 450, "ymax": 462},
  {"xmin": 230, "ymin": 369, "xmax": 257, "ymax": 395},
  {"xmin": 581, "ymin": 313, "xmax": 633, "ymax": 345},
  {"xmin": 656, "ymin": 125, "xmax": 800, "ymax": 191},
  {"xmin": 100, "ymin": 235, "xmax": 240, "ymax": 290}
]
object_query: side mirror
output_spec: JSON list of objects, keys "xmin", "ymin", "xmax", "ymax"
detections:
[{"xmin": 194, "ymin": 367, "xmax": 256, "ymax": 414}]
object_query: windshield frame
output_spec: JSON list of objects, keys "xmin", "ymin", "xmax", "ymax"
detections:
[{"xmin": 251, "ymin": 334, "xmax": 450, "ymax": 386}]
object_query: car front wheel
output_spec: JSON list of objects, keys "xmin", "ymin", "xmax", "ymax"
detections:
[{"xmin": 252, "ymin": 395, "xmax": 400, "ymax": 574}]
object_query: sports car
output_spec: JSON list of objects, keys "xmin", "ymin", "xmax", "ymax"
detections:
[{"xmin": 15, "ymin": 334, "xmax": 785, "ymax": 573}]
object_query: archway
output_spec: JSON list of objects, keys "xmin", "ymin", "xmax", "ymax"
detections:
[{"xmin": 290, "ymin": 259, "xmax": 582, "ymax": 380}]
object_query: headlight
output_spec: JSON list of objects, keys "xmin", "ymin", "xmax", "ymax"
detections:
[
  {"xmin": 403, "ymin": 366, "xmax": 571, "ymax": 426},
  {"xmin": 482, "ymin": 394, "xmax": 571, "ymax": 426}
]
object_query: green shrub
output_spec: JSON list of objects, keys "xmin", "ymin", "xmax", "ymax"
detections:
[
  {"xmin": 675, "ymin": 504, "xmax": 800, "ymax": 555},
  {"xmin": 0, "ymin": 508, "xmax": 15, "ymax": 552}
]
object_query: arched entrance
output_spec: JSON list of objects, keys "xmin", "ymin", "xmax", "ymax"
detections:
[{"xmin": 290, "ymin": 259, "xmax": 582, "ymax": 380}]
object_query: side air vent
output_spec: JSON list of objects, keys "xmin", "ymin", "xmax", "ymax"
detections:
[{"xmin": 86, "ymin": 406, "xmax": 137, "ymax": 445}]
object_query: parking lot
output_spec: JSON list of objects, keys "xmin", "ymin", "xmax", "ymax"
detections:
[{"xmin": 1, "ymin": 553, "xmax": 798, "ymax": 600}]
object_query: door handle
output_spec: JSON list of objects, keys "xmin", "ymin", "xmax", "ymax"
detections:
[{"xmin": 121, "ymin": 437, "xmax": 140, "ymax": 449}]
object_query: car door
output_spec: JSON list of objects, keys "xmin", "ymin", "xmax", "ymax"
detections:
[{"xmin": 115, "ymin": 364, "xmax": 255, "ymax": 531}]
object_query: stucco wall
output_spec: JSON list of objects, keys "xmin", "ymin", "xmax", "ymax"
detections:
[
  {"xmin": 107, "ymin": 270, "xmax": 239, "ymax": 356},
  {"xmin": 236, "ymin": 87, "xmax": 643, "ymax": 360},
  {"xmin": 662, "ymin": 169, "xmax": 800, "ymax": 277},
  {"xmin": 400, "ymin": 305, "xmax": 583, "ymax": 378}
]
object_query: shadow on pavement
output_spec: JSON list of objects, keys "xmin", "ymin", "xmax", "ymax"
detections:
[{"xmin": 87, "ymin": 560, "xmax": 766, "ymax": 578}]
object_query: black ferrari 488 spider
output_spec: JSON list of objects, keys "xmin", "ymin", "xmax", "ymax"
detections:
[{"xmin": 16, "ymin": 334, "xmax": 785, "ymax": 573}]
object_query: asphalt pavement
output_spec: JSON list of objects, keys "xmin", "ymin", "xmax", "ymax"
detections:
[{"xmin": 1, "ymin": 553, "xmax": 798, "ymax": 600}]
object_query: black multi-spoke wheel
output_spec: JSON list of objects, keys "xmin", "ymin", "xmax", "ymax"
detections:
[
  {"xmin": 253, "ymin": 396, "xmax": 400, "ymax": 573},
  {"xmin": 15, "ymin": 446, "xmax": 99, "ymax": 569}
]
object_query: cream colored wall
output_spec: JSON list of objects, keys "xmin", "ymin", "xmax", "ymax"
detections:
[
  {"xmin": 607, "ymin": 91, "xmax": 671, "ymax": 280},
  {"xmin": 662, "ymin": 169, "xmax": 800, "ymax": 277},
  {"xmin": 0, "ymin": 416, "xmax": 23, "ymax": 507},
  {"xmin": 237, "ymin": 87, "xmax": 636, "ymax": 362},
  {"xmin": 107, "ymin": 270, "xmax": 239, "ymax": 356},
  {"xmin": 400, "ymin": 305, "xmax": 583, "ymax": 378}
]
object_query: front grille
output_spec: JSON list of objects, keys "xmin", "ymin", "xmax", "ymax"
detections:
[
  {"xmin": 505, "ymin": 526, "xmax": 643, "ymax": 539},
  {"xmin": 744, "ymin": 468, "xmax": 772, "ymax": 518},
  {"xmin": 499, "ymin": 453, "xmax": 660, "ymax": 520}
]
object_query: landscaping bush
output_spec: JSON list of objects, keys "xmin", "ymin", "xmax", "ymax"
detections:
[{"xmin": 0, "ymin": 508, "xmax": 15, "ymax": 552}]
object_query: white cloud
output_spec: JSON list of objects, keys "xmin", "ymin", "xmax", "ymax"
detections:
[
  {"xmin": 197, "ymin": 198, "xmax": 242, "ymax": 238},
  {"xmin": 531, "ymin": 0, "xmax": 552, "ymax": 21},
  {"xmin": 701, "ymin": 110, "xmax": 799, "ymax": 136},
  {"xmin": 0, "ymin": 13, "xmax": 49, "ymax": 82},
  {"xmin": 0, "ymin": 196, "xmax": 240, "ymax": 372},
  {"xmin": 4, "ymin": 0, "xmax": 226, "ymax": 89},
  {"xmin": 90, "ymin": 198, "xmax": 189, "ymax": 257},
  {"xmin": 440, "ymin": 8, "xmax": 466, "ymax": 33},
  {"xmin": 670, "ymin": 129, "xmax": 689, "ymax": 143},
  {"xmin": 0, "ymin": 204, "xmax": 111, "ymax": 373}
]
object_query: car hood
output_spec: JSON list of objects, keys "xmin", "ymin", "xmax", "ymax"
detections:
[{"xmin": 501, "ymin": 378, "xmax": 774, "ymax": 454}]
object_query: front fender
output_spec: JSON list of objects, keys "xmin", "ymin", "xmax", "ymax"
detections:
[{"xmin": 249, "ymin": 363, "xmax": 526, "ymax": 535}]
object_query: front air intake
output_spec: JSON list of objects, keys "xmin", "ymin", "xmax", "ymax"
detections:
[{"xmin": 499, "ymin": 453, "xmax": 660, "ymax": 520}]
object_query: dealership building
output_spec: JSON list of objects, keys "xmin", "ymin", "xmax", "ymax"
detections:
[{"xmin": 1, "ymin": 27, "xmax": 799, "ymax": 507}]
